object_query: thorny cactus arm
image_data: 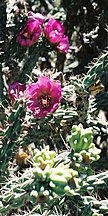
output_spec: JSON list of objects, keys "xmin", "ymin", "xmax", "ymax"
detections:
[
  {"xmin": 83, "ymin": 52, "xmax": 108, "ymax": 89},
  {"xmin": 82, "ymin": 52, "xmax": 108, "ymax": 135},
  {"xmin": 19, "ymin": 46, "xmax": 42, "ymax": 83},
  {"xmin": 0, "ymin": 100, "xmax": 26, "ymax": 177},
  {"xmin": 79, "ymin": 195, "xmax": 108, "ymax": 216},
  {"xmin": 0, "ymin": 0, "xmax": 6, "ymax": 100}
]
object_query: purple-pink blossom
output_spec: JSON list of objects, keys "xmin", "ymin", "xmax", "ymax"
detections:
[
  {"xmin": 44, "ymin": 18, "xmax": 65, "ymax": 44},
  {"xmin": 17, "ymin": 12, "xmax": 70, "ymax": 52},
  {"xmin": 57, "ymin": 35, "xmax": 70, "ymax": 53},
  {"xmin": 28, "ymin": 11, "xmax": 45, "ymax": 25},
  {"xmin": 25, "ymin": 76, "xmax": 62, "ymax": 118},
  {"xmin": 8, "ymin": 82, "xmax": 26, "ymax": 103},
  {"xmin": 17, "ymin": 18, "xmax": 42, "ymax": 47}
]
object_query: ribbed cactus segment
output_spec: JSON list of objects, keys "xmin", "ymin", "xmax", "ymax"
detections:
[
  {"xmin": 83, "ymin": 52, "xmax": 108, "ymax": 89},
  {"xmin": 0, "ymin": 100, "xmax": 26, "ymax": 177}
]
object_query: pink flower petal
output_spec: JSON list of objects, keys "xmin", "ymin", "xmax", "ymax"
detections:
[
  {"xmin": 25, "ymin": 76, "xmax": 62, "ymax": 118},
  {"xmin": 28, "ymin": 11, "xmax": 45, "ymax": 25},
  {"xmin": 44, "ymin": 18, "xmax": 65, "ymax": 44},
  {"xmin": 57, "ymin": 35, "xmax": 70, "ymax": 53},
  {"xmin": 17, "ymin": 19, "xmax": 41, "ymax": 47},
  {"xmin": 8, "ymin": 82, "xmax": 26, "ymax": 102}
]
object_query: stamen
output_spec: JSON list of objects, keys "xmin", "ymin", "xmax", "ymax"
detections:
[
  {"xmin": 39, "ymin": 95, "xmax": 51, "ymax": 108},
  {"xmin": 23, "ymin": 32, "xmax": 30, "ymax": 38}
]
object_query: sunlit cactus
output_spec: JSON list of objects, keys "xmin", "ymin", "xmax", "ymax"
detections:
[
  {"xmin": 33, "ymin": 145, "xmax": 56, "ymax": 170},
  {"xmin": 69, "ymin": 124, "xmax": 101, "ymax": 161}
]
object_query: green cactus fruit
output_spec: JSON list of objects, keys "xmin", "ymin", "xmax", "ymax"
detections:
[
  {"xmin": 30, "ymin": 190, "xmax": 49, "ymax": 204},
  {"xmin": 63, "ymin": 171, "xmax": 73, "ymax": 181},
  {"xmin": 89, "ymin": 146, "xmax": 101, "ymax": 156},
  {"xmin": 52, "ymin": 186, "xmax": 65, "ymax": 196},
  {"xmin": 0, "ymin": 201, "xmax": 3, "ymax": 208},
  {"xmin": 69, "ymin": 124, "xmax": 97, "ymax": 153},
  {"xmin": 79, "ymin": 130, "xmax": 93, "ymax": 151},
  {"xmin": 81, "ymin": 151, "xmax": 91, "ymax": 164},
  {"xmin": 0, "ymin": 204, "xmax": 10, "ymax": 214},
  {"xmin": 30, "ymin": 190, "xmax": 38, "ymax": 205},
  {"xmin": 32, "ymin": 167, "xmax": 44, "ymax": 178},
  {"xmin": 33, "ymin": 146, "xmax": 56, "ymax": 169},
  {"xmin": 11, "ymin": 199, "xmax": 24, "ymax": 209},
  {"xmin": 30, "ymin": 190, "xmax": 38, "ymax": 198},
  {"xmin": 64, "ymin": 185, "xmax": 76, "ymax": 196},
  {"xmin": 69, "ymin": 125, "xmax": 81, "ymax": 151},
  {"xmin": 73, "ymin": 153, "xmax": 83, "ymax": 162},
  {"xmin": 50, "ymin": 174, "xmax": 68, "ymax": 186}
]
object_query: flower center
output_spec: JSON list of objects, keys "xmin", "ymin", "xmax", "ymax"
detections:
[
  {"xmin": 39, "ymin": 95, "xmax": 51, "ymax": 108},
  {"xmin": 23, "ymin": 32, "xmax": 30, "ymax": 38},
  {"xmin": 54, "ymin": 30, "xmax": 59, "ymax": 35}
]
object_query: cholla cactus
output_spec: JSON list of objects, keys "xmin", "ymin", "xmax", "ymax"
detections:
[
  {"xmin": 68, "ymin": 124, "xmax": 101, "ymax": 177},
  {"xmin": 69, "ymin": 124, "xmax": 101, "ymax": 161},
  {"xmin": 32, "ymin": 145, "xmax": 56, "ymax": 170},
  {"xmin": 31, "ymin": 146, "xmax": 80, "ymax": 201},
  {"xmin": 69, "ymin": 124, "xmax": 94, "ymax": 152},
  {"xmin": 0, "ymin": 146, "xmax": 80, "ymax": 214},
  {"xmin": 0, "ymin": 128, "xmax": 108, "ymax": 215},
  {"xmin": 49, "ymin": 163, "xmax": 80, "ymax": 196}
]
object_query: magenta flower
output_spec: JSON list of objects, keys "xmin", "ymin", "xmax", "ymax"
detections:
[
  {"xmin": 17, "ymin": 19, "xmax": 42, "ymax": 47},
  {"xmin": 25, "ymin": 76, "xmax": 62, "ymax": 118},
  {"xmin": 44, "ymin": 18, "xmax": 65, "ymax": 44},
  {"xmin": 57, "ymin": 35, "xmax": 70, "ymax": 53},
  {"xmin": 28, "ymin": 11, "xmax": 45, "ymax": 25},
  {"xmin": 8, "ymin": 82, "xmax": 26, "ymax": 103}
]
